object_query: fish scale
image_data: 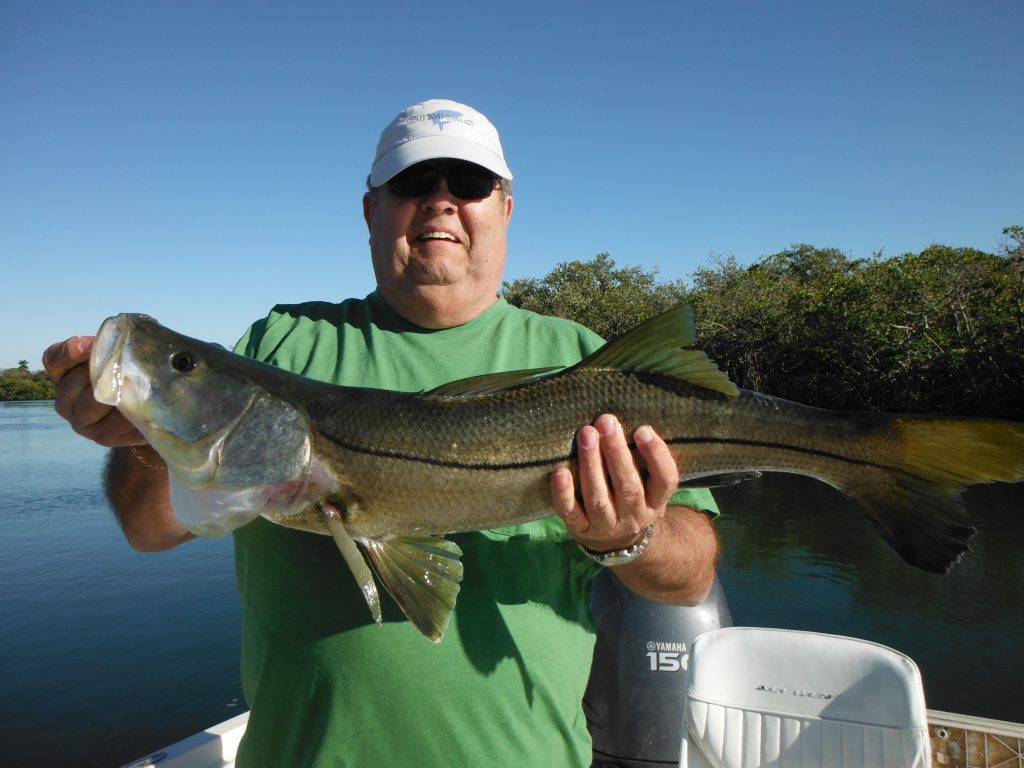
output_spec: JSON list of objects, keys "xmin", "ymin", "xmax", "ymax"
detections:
[{"xmin": 301, "ymin": 372, "xmax": 902, "ymax": 538}]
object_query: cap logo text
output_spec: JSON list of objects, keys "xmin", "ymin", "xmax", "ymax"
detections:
[{"xmin": 400, "ymin": 109, "xmax": 475, "ymax": 131}]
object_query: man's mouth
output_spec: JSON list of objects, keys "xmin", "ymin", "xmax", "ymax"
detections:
[{"xmin": 417, "ymin": 231, "xmax": 459, "ymax": 243}]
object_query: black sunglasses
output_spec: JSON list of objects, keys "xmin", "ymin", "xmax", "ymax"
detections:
[{"xmin": 387, "ymin": 161, "xmax": 499, "ymax": 201}]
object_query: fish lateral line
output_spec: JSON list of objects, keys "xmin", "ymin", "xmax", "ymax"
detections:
[
  {"xmin": 664, "ymin": 435, "xmax": 902, "ymax": 474},
  {"xmin": 322, "ymin": 432, "xmax": 903, "ymax": 479},
  {"xmin": 320, "ymin": 434, "xmax": 575, "ymax": 472}
]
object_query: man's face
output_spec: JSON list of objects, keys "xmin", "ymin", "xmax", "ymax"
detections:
[{"xmin": 363, "ymin": 160, "xmax": 514, "ymax": 327}]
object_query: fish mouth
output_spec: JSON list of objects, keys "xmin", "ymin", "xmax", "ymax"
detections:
[{"xmin": 90, "ymin": 314, "xmax": 153, "ymax": 409}]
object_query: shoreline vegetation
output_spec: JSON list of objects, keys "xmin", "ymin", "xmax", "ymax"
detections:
[
  {"xmin": 502, "ymin": 226, "xmax": 1022, "ymax": 421},
  {"xmin": 6, "ymin": 226, "xmax": 1021, "ymax": 419},
  {"xmin": 0, "ymin": 363, "xmax": 53, "ymax": 401}
]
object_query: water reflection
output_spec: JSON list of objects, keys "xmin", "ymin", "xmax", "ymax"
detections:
[{"xmin": 712, "ymin": 473, "xmax": 1023, "ymax": 721}]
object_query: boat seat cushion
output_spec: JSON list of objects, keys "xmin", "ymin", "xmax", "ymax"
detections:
[{"xmin": 684, "ymin": 627, "xmax": 930, "ymax": 768}]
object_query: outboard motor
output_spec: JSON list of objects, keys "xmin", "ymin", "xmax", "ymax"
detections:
[{"xmin": 585, "ymin": 569, "xmax": 732, "ymax": 767}]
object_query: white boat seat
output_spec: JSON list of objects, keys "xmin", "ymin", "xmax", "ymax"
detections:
[{"xmin": 682, "ymin": 627, "xmax": 930, "ymax": 768}]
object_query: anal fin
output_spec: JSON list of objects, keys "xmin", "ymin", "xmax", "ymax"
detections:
[{"xmin": 363, "ymin": 535, "xmax": 464, "ymax": 643}]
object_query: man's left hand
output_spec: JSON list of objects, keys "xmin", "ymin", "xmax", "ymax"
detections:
[{"xmin": 551, "ymin": 413, "xmax": 679, "ymax": 554}]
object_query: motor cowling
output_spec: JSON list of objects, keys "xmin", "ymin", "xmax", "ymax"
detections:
[{"xmin": 585, "ymin": 570, "xmax": 732, "ymax": 767}]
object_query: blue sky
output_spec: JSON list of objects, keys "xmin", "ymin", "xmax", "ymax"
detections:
[{"xmin": 3, "ymin": 0, "xmax": 1021, "ymax": 367}]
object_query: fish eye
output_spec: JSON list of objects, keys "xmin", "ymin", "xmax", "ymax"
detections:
[{"xmin": 170, "ymin": 351, "xmax": 198, "ymax": 373}]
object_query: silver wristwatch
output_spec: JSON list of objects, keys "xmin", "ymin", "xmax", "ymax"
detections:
[{"xmin": 578, "ymin": 522, "xmax": 655, "ymax": 567}]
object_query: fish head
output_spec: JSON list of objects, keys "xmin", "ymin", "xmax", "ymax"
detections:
[{"xmin": 90, "ymin": 313, "xmax": 311, "ymax": 493}]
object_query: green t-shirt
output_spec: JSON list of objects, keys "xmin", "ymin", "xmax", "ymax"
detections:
[{"xmin": 230, "ymin": 291, "xmax": 717, "ymax": 767}]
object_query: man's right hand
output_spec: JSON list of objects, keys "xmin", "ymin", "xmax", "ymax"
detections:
[
  {"xmin": 42, "ymin": 335, "xmax": 142, "ymax": 447},
  {"xmin": 43, "ymin": 335, "xmax": 192, "ymax": 550}
]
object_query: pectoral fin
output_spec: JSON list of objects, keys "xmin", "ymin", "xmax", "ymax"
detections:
[
  {"xmin": 363, "ymin": 535, "xmax": 464, "ymax": 643},
  {"xmin": 679, "ymin": 471, "xmax": 762, "ymax": 488}
]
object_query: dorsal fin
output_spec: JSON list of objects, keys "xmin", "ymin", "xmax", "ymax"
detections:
[
  {"xmin": 426, "ymin": 367, "xmax": 562, "ymax": 397},
  {"xmin": 425, "ymin": 306, "xmax": 737, "ymax": 399},
  {"xmin": 577, "ymin": 306, "xmax": 739, "ymax": 397}
]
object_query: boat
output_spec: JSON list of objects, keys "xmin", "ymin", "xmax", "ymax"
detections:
[
  {"xmin": 119, "ymin": 705, "xmax": 1024, "ymax": 768},
  {"xmin": 118, "ymin": 712, "xmax": 247, "ymax": 768},
  {"xmin": 121, "ymin": 572, "xmax": 1023, "ymax": 768}
]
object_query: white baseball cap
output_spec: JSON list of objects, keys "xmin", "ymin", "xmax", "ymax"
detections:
[{"xmin": 369, "ymin": 99, "xmax": 513, "ymax": 186}]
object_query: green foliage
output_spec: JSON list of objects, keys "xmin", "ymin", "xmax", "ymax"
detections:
[
  {"xmin": 687, "ymin": 247, "xmax": 869, "ymax": 397},
  {"xmin": 0, "ymin": 367, "xmax": 54, "ymax": 401},
  {"xmin": 692, "ymin": 242, "xmax": 1023, "ymax": 417},
  {"xmin": 501, "ymin": 228, "xmax": 1023, "ymax": 419},
  {"xmin": 856, "ymin": 245, "xmax": 1023, "ymax": 415},
  {"xmin": 502, "ymin": 253, "xmax": 687, "ymax": 339}
]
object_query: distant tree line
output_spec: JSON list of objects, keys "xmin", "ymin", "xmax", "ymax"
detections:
[
  {"xmin": 503, "ymin": 226, "xmax": 1023, "ymax": 420},
  {"xmin": 8, "ymin": 227, "xmax": 1021, "ymax": 417},
  {"xmin": 0, "ymin": 361, "xmax": 55, "ymax": 401}
]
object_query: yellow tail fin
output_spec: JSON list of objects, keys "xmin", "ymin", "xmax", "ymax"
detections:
[{"xmin": 843, "ymin": 417, "xmax": 1024, "ymax": 573}]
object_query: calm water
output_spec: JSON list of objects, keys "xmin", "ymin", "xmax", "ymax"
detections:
[
  {"xmin": 0, "ymin": 402, "xmax": 243, "ymax": 767},
  {"xmin": 713, "ymin": 471, "xmax": 1023, "ymax": 724},
  {"xmin": 1, "ymin": 401, "xmax": 1021, "ymax": 766}
]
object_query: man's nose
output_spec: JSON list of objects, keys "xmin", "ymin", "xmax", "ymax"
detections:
[{"xmin": 420, "ymin": 178, "xmax": 458, "ymax": 211}]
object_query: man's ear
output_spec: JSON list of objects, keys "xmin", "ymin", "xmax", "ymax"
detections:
[{"xmin": 362, "ymin": 192, "xmax": 375, "ymax": 232}]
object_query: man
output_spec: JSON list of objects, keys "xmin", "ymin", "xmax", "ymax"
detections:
[{"xmin": 44, "ymin": 99, "xmax": 719, "ymax": 767}]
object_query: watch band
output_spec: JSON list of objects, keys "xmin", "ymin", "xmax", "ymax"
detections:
[{"xmin": 578, "ymin": 522, "xmax": 655, "ymax": 567}]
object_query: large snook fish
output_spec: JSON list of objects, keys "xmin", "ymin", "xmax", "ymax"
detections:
[{"xmin": 90, "ymin": 308, "xmax": 1024, "ymax": 641}]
